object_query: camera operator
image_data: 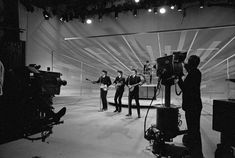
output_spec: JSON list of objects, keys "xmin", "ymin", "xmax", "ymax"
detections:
[{"xmin": 177, "ymin": 55, "xmax": 204, "ymax": 158}]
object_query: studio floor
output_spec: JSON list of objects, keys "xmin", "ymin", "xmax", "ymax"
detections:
[{"xmin": 0, "ymin": 95, "xmax": 220, "ymax": 158}]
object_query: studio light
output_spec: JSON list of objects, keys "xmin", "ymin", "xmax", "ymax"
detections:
[
  {"xmin": 200, "ymin": 0, "xmax": 204, "ymax": 8},
  {"xmin": 43, "ymin": 10, "xmax": 50, "ymax": 20},
  {"xmin": 86, "ymin": 18, "xmax": 92, "ymax": 24},
  {"xmin": 148, "ymin": 8, "xmax": 152, "ymax": 13},
  {"xmin": 159, "ymin": 7, "xmax": 166, "ymax": 14},
  {"xmin": 98, "ymin": 13, "xmax": 103, "ymax": 22},
  {"xmin": 178, "ymin": 8, "xmax": 182, "ymax": 11},
  {"xmin": 81, "ymin": 15, "xmax": 85, "ymax": 23},
  {"xmin": 134, "ymin": 0, "xmax": 140, "ymax": 3},
  {"xmin": 59, "ymin": 16, "xmax": 66, "ymax": 22},
  {"xmin": 177, "ymin": 4, "xmax": 182, "ymax": 11},
  {"xmin": 115, "ymin": 10, "xmax": 119, "ymax": 19},
  {"xmin": 59, "ymin": 14, "xmax": 69, "ymax": 22},
  {"xmin": 133, "ymin": 9, "xmax": 137, "ymax": 16},
  {"xmin": 177, "ymin": 1, "xmax": 183, "ymax": 12},
  {"xmin": 154, "ymin": 8, "xmax": 158, "ymax": 14}
]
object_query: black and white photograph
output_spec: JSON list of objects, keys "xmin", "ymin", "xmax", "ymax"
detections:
[{"xmin": 0, "ymin": 0, "xmax": 235, "ymax": 158}]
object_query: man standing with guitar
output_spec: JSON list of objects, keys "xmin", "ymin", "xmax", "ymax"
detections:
[
  {"xmin": 113, "ymin": 70, "xmax": 125, "ymax": 113},
  {"xmin": 126, "ymin": 69, "xmax": 142, "ymax": 118},
  {"xmin": 92, "ymin": 70, "xmax": 111, "ymax": 111}
]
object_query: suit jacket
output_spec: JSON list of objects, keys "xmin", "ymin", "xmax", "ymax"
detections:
[
  {"xmin": 113, "ymin": 76, "xmax": 125, "ymax": 91},
  {"xmin": 178, "ymin": 68, "xmax": 202, "ymax": 111},
  {"xmin": 126, "ymin": 75, "xmax": 141, "ymax": 94},
  {"xmin": 95, "ymin": 75, "xmax": 112, "ymax": 87}
]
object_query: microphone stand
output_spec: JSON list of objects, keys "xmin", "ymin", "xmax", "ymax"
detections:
[{"xmin": 99, "ymin": 76, "xmax": 102, "ymax": 112}]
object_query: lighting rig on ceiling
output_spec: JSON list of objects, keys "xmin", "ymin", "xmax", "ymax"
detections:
[{"xmin": 20, "ymin": 0, "xmax": 235, "ymax": 23}]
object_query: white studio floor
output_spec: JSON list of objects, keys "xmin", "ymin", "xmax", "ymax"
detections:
[{"xmin": 0, "ymin": 96, "xmax": 220, "ymax": 158}]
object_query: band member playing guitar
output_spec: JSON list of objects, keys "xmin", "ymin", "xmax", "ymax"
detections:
[
  {"xmin": 126, "ymin": 69, "xmax": 142, "ymax": 118},
  {"xmin": 113, "ymin": 70, "xmax": 125, "ymax": 113},
  {"xmin": 92, "ymin": 70, "xmax": 111, "ymax": 111}
]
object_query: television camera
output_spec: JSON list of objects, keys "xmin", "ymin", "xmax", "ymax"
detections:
[
  {"xmin": 144, "ymin": 52, "xmax": 189, "ymax": 158},
  {"xmin": 16, "ymin": 64, "xmax": 66, "ymax": 142}
]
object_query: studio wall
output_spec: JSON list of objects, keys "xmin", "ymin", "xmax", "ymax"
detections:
[{"xmin": 18, "ymin": 2, "xmax": 235, "ymax": 103}]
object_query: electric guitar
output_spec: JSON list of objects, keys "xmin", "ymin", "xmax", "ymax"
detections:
[
  {"xmin": 114, "ymin": 81, "xmax": 124, "ymax": 89},
  {"xmin": 86, "ymin": 78, "xmax": 108, "ymax": 91},
  {"xmin": 128, "ymin": 82, "xmax": 141, "ymax": 92}
]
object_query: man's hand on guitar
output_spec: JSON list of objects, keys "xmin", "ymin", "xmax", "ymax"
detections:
[
  {"xmin": 128, "ymin": 82, "xmax": 141, "ymax": 92},
  {"xmin": 100, "ymin": 84, "xmax": 108, "ymax": 91}
]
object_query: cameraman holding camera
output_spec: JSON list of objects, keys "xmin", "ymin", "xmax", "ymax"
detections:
[{"xmin": 177, "ymin": 55, "xmax": 204, "ymax": 158}]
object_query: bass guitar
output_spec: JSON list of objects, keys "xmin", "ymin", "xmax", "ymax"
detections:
[
  {"xmin": 114, "ymin": 81, "xmax": 124, "ymax": 89},
  {"xmin": 128, "ymin": 82, "xmax": 141, "ymax": 92},
  {"xmin": 86, "ymin": 78, "xmax": 108, "ymax": 91}
]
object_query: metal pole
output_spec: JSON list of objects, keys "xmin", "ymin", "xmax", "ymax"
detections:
[
  {"xmin": 165, "ymin": 85, "xmax": 171, "ymax": 107},
  {"xmin": 51, "ymin": 50, "xmax": 54, "ymax": 71},
  {"xmin": 227, "ymin": 59, "xmax": 230, "ymax": 79},
  {"xmin": 80, "ymin": 62, "xmax": 83, "ymax": 96}
]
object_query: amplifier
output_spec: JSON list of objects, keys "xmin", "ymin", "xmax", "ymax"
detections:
[{"xmin": 213, "ymin": 99, "xmax": 235, "ymax": 133}]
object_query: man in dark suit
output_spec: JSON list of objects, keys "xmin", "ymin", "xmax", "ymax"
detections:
[
  {"xmin": 93, "ymin": 70, "xmax": 111, "ymax": 111},
  {"xmin": 126, "ymin": 69, "xmax": 142, "ymax": 118},
  {"xmin": 177, "ymin": 55, "xmax": 204, "ymax": 158},
  {"xmin": 113, "ymin": 70, "xmax": 125, "ymax": 113},
  {"xmin": 143, "ymin": 60, "xmax": 152, "ymax": 84}
]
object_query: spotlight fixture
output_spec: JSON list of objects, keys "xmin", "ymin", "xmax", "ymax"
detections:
[
  {"xmin": 178, "ymin": 8, "xmax": 182, "ymax": 11},
  {"xmin": 43, "ymin": 10, "xmax": 50, "ymax": 20},
  {"xmin": 133, "ymin": 9, "xmax": 137, "ymax": 16},
  {"xmin": 98, "ymin": 13, "xmax": 103, "ymax": 22},
  {"xmin": 86, "ymin": 18, "xmax": 92, "ymax": 24},
  {"xmin": 115, "ymin": 10, "xmax": 119, "ymax": 19},
  {"xmin": 159, "ymin": 7, "xmax": 166, "ymax": 14},
  {"xmin": 199, "ymin": 0, "xmax": 204, "ymax": 8},
  {"xmin": 177, "ymin": 5, "xmax": 182, "ymax": 11},
  {"xmin": 59, "ymin": 16, "xmax": 66, "ymax": 22},
  {"xmin": 148, "ymin": 8, "xmax": 152, "ymax": 12},
  {"xmin": 153, "ymin": 8, "xmax": 158, "ymax": 14},
  {"xmin": 80, "ymin": 14, "xmax": 85, "ymax": 23},
  {"xmin": 134, "ymin": 0, "xmax": 140, "ymax": 3},
  {"xmin": 170, "ymin": 5, "xmax": 175, "ymax": 10},
  {"xmin": 177, "ymin": 2, "xmax": 183, "ymax": 11},
  {"xmin": 59, "ymin": 14, "xmax": 69, "ymax": 22}
]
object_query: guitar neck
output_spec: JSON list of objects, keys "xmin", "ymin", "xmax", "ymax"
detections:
[
  {"xmin": 129, "ymin": 82, "xmax": 140, "ymax": 88},
  {"xmin": 86, "ymin": 78, "xmax": 92, "ymax": 82}
]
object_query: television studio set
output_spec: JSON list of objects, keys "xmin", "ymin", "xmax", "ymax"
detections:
[{"xmin": 0, "ymin": 0, "xmax": 235, "ymax": 158}]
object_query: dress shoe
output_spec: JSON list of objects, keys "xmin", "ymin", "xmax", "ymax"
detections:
[
  {"xmin": 113, "ymin": 110, "xmax": 118, "ymax": 112},
  {"xmin": 125, "ymin": 114, "xmax": 131, "ymax": 117}
]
